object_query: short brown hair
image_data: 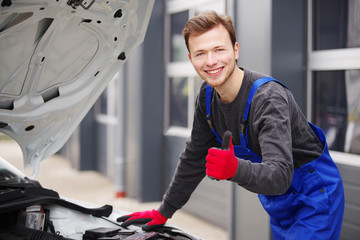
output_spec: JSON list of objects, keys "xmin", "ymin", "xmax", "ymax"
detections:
[{"xmin": 182, "ymin": 10, "xmax": 237, "ymax": 52}]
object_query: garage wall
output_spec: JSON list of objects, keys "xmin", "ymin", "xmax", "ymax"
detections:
[
  {"xmin": 337, "ymin": 163, "xmax": 360, "ymax": 239},
  {"xmin": 123, "ymin": 0, "xmax": 165, "ymax": 202}
]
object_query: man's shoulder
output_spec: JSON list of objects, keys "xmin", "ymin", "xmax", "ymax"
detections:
[
  {"xmin": 242, "ymin": 67, "xmax": 269, "ymax": 83},
  {"xmin": 241, "ymin": 67, "xmax": 287, "ymax": 96},
  {"xmin": 198, "ymin": 80, "xmax": 209, "ymax": 98}
]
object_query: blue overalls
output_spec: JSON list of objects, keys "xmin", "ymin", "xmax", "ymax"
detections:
[{"xmin": 205, "ymin": 77, "xmax": 345, "ymax": 239}]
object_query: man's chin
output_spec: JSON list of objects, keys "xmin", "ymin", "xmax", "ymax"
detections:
[{"xmin": 205, "ymin": 80, "xmax": 226, "ymax": 88}]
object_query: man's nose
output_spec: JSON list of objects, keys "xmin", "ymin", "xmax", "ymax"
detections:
[{"xmin": 206, "ymin": 52, "xmax": 217, "ymax": 66}]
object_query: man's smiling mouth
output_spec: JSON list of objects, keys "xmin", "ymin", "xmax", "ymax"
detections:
[{"xmin": 206, "ymin": 67, "xmax": 223, "ymax": 74}]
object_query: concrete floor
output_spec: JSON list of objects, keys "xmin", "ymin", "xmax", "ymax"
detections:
[{"xmin": 0, "ymin": 139, "xmax": 227, "ymax": 240}]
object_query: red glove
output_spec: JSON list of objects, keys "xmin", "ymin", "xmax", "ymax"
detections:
[
  {"xmin": 206, "ymin": 133, "xmax": 238, "ymax": 180},
  {"xmin": 117, "ymin": 209, "xmax": 167, "ymax": 231}
]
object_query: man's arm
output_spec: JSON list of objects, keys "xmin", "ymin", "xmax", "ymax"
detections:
[
  {"xmin": 159, "ymin": 87, "xmax": 218, "ymax": 217},
  {"xmin": 232, "ymin": 83, "xmax": 294, "ymax": 195}
]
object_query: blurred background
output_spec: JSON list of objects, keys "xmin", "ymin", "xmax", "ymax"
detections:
[{"xmin": 1, "ymin": 0, "xmax": 360, "ymax": 239}]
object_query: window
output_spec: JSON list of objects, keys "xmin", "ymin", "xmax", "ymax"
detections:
[
  {"xmin": 169, "ymin": 76, "xmax": 202, "ymax": 128},
  {"xmin": 312, "ymin": 0, "xmax": 348, "ymax": 50},
  {"xmin": 308, "ymin": 0, "xmax": 360, "ymax": 156},
  {"xmin": 165, "ymin": 0, "xmax": 226, "ymax": 131},
  {"xmin": 313, "ymin": 70, "xmax": 360, "ymax": 154},
  {"xmin": 170, "ymin": 77, "xmax": 188, "ymax": 127},
  {"xmin": 170, "ymin": 11, "xmax": 188, "ymax": 62}
]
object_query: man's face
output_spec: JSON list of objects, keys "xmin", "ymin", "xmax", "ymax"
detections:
[{"xmin": 188, "ymin": 24, "xmax": 239, "ymax": 88}]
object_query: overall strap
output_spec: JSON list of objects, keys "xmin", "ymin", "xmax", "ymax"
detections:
[
  {"xmin": 205, "ymin": 84, "xmax": 223, "ymax": 144},
  {"xmin": 243, "ymin": 77, "xmax": 284, "ymax": 121},
  {"xmin": 241, "ymin": 77, "xmax": 282, "ymax": 149},
  {"xmin": 205, "ymin": 77, "xmax": 287, "ymax": 163}
]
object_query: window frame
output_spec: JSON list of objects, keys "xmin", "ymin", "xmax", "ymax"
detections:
[{"xmin": 307, "ymin": 0, "xmax": 360, "ymax": 166}]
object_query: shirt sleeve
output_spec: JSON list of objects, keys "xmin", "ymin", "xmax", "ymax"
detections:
[
  {"xmin": 231, "ymin": 82, "xmax": 294, "ymax": 195},
  {"xmin": 158, "ymin": 85, "xmax": 217, "ymax": 218}
]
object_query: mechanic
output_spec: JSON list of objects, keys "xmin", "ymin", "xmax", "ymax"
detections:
[{"xmin": 117, "ymin": 10, "xmax": 345, "ymax": 239}]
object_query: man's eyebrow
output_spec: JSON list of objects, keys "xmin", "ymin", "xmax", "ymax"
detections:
[
  {"xmin": 214, "ymin": 44, "xmax": 227, "ymax": 49},
  {"xmin": 193, "ymin": 45, "xmax": 226, "ymax": 53}
]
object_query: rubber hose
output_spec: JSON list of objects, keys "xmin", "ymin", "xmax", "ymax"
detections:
[{"xmin": 9, "ymin": 226, "xmax": 73, "ymax": 240}]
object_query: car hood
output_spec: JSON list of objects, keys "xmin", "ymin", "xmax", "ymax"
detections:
[{"xmin": 0, "ymin": 0, "xmax": 154, "ymax": 176}]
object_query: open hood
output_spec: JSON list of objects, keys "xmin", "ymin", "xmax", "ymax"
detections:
[{"xmin": 0, "ymin": 0, "xmax": 154, "ymax": 176}]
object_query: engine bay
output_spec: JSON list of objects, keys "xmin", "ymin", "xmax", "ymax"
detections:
[{"xmin": 0, "ymin": 160, "xmax": 200, "ymax": 240}]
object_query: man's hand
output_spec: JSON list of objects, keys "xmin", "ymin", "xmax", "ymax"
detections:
[
  {"xmin": 206, "ymin": 131, "xmax": 238, "ymax": 180},
  {"xmin": 117, "ymin": 209, "xmax": 168, "ymax": 231}
]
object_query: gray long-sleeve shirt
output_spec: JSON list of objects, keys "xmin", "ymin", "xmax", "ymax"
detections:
[{"xmin": 158, "ymin": 68, "xmax": 323, "ymax": 218}]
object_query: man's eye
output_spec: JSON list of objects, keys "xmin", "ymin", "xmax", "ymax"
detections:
[
  {"xmin": 216, "ymin": 49, "xmax": 224, "ymax": 52},
  {"xmin": 196, "ymin": 52, "xmax": 204, "ymax": 57}
]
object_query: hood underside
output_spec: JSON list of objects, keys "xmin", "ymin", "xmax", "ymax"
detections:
[{"xmin": 0, "ymin": 0, "xmax": 154, "ymax": 176}]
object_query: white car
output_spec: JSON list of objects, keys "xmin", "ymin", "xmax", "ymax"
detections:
[
  {"xmin": 0, "ymin": 1, "xmax": 201, "ymax": 239},
  {"xmin": 0, "ymin": 157, "xmax": 201, "ymax": 239}
]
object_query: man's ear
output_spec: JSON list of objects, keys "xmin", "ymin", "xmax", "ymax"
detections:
[
  {"xmin": 188, "ymin": 53, "xmax": 191, "ymax": 61},
  {"xmin": 234, "ymin": 42, "xmax": 240, "ymax": 60}
]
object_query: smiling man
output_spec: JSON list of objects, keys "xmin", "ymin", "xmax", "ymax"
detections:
[
  {"xmin": 117, "ymin": 10, "xmax": 345, "ymax": 239},
  {"xmin": 187, "ymin": 23, "xmax": 241, "ymax": 93}
]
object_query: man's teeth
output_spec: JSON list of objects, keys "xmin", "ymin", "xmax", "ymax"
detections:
[{"xmin": 208, "ymin": 69, "xmax": 221, "ymax": 74}]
